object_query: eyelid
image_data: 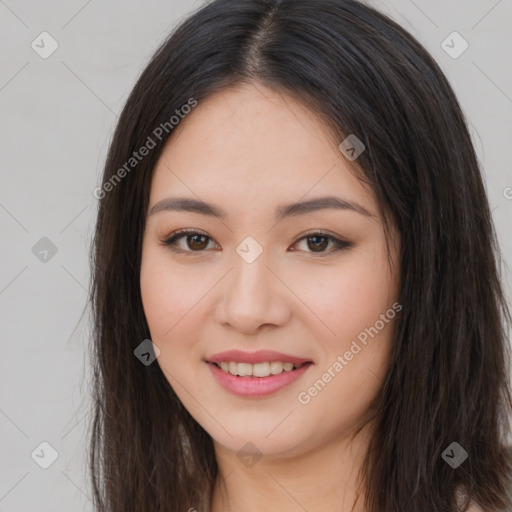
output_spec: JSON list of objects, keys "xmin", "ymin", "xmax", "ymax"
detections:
[{"xmin": 161, "ymin": 228, "xmax": 351, "ymax": 255}]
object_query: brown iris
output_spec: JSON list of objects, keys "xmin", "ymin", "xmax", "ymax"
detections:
[
  {"xmin": 187, "ymin": 234, "xmax": 209, "ymax": 251},
  {"xmin": 307, "ymin": 235, "xmax": 329, "ymax": 252}
]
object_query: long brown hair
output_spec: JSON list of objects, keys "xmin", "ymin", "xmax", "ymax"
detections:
[{"xmin": 88, "ymin": 1, "xmax": 512, "ymax": 510}]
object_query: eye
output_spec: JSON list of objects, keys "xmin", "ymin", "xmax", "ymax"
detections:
[
  {"xmin": 161, "ymin": 229, "xmax": 351, "ymax": 255},
  {"xmin": 162, "ymin": 228, "xmax": 218, "ymax": 253},
  {"xmin": 291, "ymin": 231, "xmax": 351, "ymax": 255}
]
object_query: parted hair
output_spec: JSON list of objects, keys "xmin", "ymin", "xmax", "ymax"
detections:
[{"xmin": 88, "ymin": 1, "xmax": 512, "ymax": 510}]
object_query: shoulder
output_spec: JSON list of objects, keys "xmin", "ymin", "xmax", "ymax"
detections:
[
  {"xmin": 465, "ymin": 502, "xmax": 484, "ymax": 512},
  {"xmin": 454, "ymin": 446, "xmax": 512, "ymax": 511},
  {"xmin": 455, "ymin": 487, "xmax": 484, "ymax": 512}
]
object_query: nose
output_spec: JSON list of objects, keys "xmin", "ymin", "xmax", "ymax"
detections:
[{"xmin": 215, "ymin": 252, "xmax": 291, "ymax": 335}]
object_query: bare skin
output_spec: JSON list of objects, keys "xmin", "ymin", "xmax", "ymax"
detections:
[{"xmin": 140, "ymin": 82, "xmax": 402, "ymax": 512}]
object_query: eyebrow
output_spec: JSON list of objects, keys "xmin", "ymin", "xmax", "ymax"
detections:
[{"xmin": 148, "ymin": 195, "xmax": 374, "ymax": 220}]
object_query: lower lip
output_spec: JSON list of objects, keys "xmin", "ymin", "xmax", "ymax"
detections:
[{"xmin": 206, "ymin": 362, "xmax": 313, "ymax": 397}]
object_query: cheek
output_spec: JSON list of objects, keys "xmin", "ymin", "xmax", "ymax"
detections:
[
  {"xmin": 295, "ymin": 251, "xmax": 396, "ymax": 350},
  {"xmin": 140, "ymin": 247, "xmax": 221, "ymax": 389},
  {"xmin": 296, "ymin": 269, "xmax": 396, "ymax": 437},
  {"xmin": 140, "ymin": 253, "xmax": 204, "ymax": 391},
  {"xmin": 140, "ymin": 248, "xmax": 201, "ymax": 340}
]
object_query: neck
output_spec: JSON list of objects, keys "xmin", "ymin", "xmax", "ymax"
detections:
[{"xmin": 210, "ymin": 422, "xmax": 373, "ymax": 512}]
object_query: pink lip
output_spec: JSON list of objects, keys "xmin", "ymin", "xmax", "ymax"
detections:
[
  {"xmin": 206, "ymin": 349, "xmax": 312, "ymax": 365},
  {"xmin": 206, "ymin": 361, "xmax": 313, "ymax": 397}
]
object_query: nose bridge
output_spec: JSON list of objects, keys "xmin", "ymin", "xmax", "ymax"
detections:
[
  {"xmin": 217, "ymin": 240, "xmax": 290, "ymax": 331},
  {"xmin": 232, "ymin": 244, "xmax": 270, "ymax": 296}
]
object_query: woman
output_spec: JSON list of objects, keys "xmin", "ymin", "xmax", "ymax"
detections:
[{"xmin": 88, "ymin": 1, "xmax": 512, "ymax": 511}]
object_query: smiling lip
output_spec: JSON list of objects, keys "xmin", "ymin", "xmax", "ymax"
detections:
[
  {"xmin": 205, "ymin": 350, "xmax": 313, "ymax": 397},
  {"xmin": 206, "ymin": 361, "xmax": 313, "ymax": 397},
  {"xmin": 205, "ymin": 349, "xmax": 312, "ymax": 365}
]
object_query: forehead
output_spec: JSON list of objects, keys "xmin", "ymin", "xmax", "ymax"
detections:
[{"xmin": 149, "ymin": 83, "xmax": 376, "ymax": 216}]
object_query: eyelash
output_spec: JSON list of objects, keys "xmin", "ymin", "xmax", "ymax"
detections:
[{"xmin": 161, "ymin": 228, "xmax": 352, "ymax": 256}]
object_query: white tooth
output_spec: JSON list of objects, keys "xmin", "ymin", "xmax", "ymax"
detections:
[
  {"xmin": 219, "ymin": 361, "xmax": 299, "ymax": 376},
  {"xmin": 253, "ymin": 362, "xmax": 271, "ymax": 377},
  {"xmin": 269, "ymin": 361, "xmax": 284, "ymax": 374},
  {"xmin": 237, "ymin": 362, "xmax": 253, "ymax": 376}
]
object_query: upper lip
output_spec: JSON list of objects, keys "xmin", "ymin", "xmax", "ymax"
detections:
[{"xmin": 206, "ymin": 350, "xmax": 312, "ymax": 365}]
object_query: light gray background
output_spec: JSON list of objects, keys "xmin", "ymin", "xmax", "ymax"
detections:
[{"xmin": 0, "ymin": 1, "xmax": 511, "ymax": 511}]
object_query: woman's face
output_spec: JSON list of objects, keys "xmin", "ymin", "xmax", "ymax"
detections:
[{"xmin": 140, "ymin": 82, "xmax": 400, "ymax": 459}]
